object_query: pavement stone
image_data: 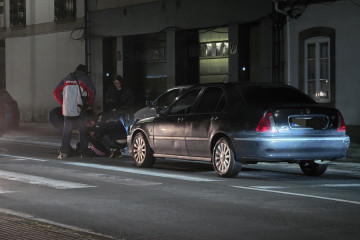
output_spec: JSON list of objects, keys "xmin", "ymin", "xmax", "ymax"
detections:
[{"xmin": 0, "ymin": 212, "xmax": 114, "ymax": 240}]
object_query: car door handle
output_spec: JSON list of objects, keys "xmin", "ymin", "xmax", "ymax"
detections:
[{"xmin": 177, "ymin": 117, "xmax": 184, "ymax": 122}]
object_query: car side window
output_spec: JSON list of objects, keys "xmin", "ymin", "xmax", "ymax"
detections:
[
  {"xmin": 168, "ymin": 89, "xmax": 201, "ymax": 115},
  {"xmin": 216, "ymin": 93, "xmax": 226, "ymax": 112},
  {"xmin": 157, "ymin": 89, "xmax": 180, "ymax": 108},
  {"xmin": 194, "ymin": 87, "xmax": 225, "ymax": 114}
]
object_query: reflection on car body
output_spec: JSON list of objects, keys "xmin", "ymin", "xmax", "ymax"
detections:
[
  {"xmin": 128, "ymin": 82, "xmax": 350, "ymax": 178},
  {"xmin": 133, "ymin": 85, "xmax": 192, "ymax": 120}
]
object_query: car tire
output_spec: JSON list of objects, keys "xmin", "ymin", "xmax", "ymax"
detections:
[
  {"xmin": 212, "ymin": 137, "xmax": 241, "ymax": 178},
  {"xmin": 132, "ymin": 132, "xmax": 155, "ymax": 168},
  {"xmin": 299, "ymin": 161, "xmax": 328, "ymax": 176}
]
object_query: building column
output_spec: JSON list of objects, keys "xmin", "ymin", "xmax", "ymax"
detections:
[
  {"xmin": 229, "ymin": 23, "xmax": 250, "ymax": 82},
  {"xmin": 166, "ymin": 29, "xmax": 176, "ymax": 89},
  {"xmin": 90, "ymin": 37, "xmax": 104, "ymax": 113}
]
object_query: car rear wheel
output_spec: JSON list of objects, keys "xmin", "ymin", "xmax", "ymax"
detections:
[
  {"xmin": 299, "ymin": 161, "xmax": 328, "ymax": 176},
  {"xmin": 212, "ymin": 137, "xmax": 241, "ymax": 178},
  {"xmin": 132, "ymin": 132, "xmax": 155, "ymax": 168}
]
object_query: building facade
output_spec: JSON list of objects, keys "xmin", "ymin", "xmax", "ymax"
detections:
[
  {"xmin": 280, "ymin": 0, "xmax": 360, "ymax": 137},
  {"xmin": 1, "ymin": 0, "xmax": 359, "ymax": 137},
  {"xmin": 0, "ymin": 0, "xmax": 92, "ymax": 121},
  {"xmin": 88, "ymin": 0, "xmax": 274, "ymax": 111}
]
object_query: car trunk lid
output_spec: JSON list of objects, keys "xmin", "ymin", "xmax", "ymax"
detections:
[{"xmin": 270, "ymin": 105, "xmax": 344, "ymax": 135}]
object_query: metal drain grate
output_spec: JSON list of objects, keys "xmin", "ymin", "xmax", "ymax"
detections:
[{"xmin": 0, "ymin": 214, "xmax": 112, "ymax": 240}]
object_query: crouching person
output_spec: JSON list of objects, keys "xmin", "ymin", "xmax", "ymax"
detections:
[{"xmin": 86, "ymin": 112, "xmax": 127, "ymax": 158}]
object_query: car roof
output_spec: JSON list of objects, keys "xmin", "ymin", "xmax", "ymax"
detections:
[
  {"xmin": 182, "ymin": 82, "xmax": 296, "ymax": 92},
  {"xmin": 167, "ymin": 85, "xmax": 193, "ymax": 90},
  {"xmin": 189, "ymin": 82, "xmax": 291, "ymax": 87}
]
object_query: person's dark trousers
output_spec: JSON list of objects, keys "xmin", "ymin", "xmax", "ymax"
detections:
[
  {"xmin": 101, "ymin": 135, "xmax": 120, "ymax": 152},
  {"xmin": 61, "ymin": 112, "xmax": 88, "ymax": 155}
]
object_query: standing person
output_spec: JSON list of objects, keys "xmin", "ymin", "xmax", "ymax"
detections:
[
  {"xmin": 105, "ymin": 75, "xmax": 135, "ymax": 128},
  {"xmin": 53, "ymin": 64, "xmax": 96, "ymax": 159}
]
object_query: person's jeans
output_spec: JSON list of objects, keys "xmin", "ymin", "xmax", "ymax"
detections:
[{"xmin": 61, "ymin": 112, "xmax": 88, "ymax": 154}]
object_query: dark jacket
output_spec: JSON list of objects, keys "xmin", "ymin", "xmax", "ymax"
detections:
[{"xmin": 105, "ymin": 86, "xmax": 134, "ymax": 112}]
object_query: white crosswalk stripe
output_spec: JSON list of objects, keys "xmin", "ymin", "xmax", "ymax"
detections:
[
  {"xmin": 0, "ymin": 170, "xmax": 96, "ymax": 189},
  {"xmin": 0, "ymin": 188, "xmax": 17, "ymax": 194}
]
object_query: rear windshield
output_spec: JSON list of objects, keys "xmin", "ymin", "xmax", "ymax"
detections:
[{"xmin": 237, "ymin": 85, "xmax": 315, "ymax": 104}]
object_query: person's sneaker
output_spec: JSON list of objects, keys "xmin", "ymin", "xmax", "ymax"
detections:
[
  {"xmin": 58, "ymin": 152, "xmax": 69, "ymax": 159},
  {"xmin": 109, "ymin": 148, "xmax": 122, "ymax": 158}
]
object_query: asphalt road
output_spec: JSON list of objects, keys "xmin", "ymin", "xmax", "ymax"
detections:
[{"xmin": 0, "ymin": 141, "xmax": 359, "ymax": 240}]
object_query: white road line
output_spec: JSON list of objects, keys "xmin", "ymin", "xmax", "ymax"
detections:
[
  {"xmin": 310, "ymin": 183, "xmax": 360, "ymax": 187},
  {"xmin": 0, "ymin": 170, "xmax": 96, "ymax": 189},
  {"xmin": 252, "ymin": 183, "xmax": 360, "ymax": 189},
  {"xmin": 62, "ymin": 161, "xmax": 220, "ymax": 182},
  {"xmin": 0, "ymin": 138, "xmax": 60, "ymax": 148},
  {"xmin": 251, "ymin": 186, "xmax": 286, "ymax": 190},
  {"xmin": 0, "ymin": 154, "xmax": 219, "ymax": 182},
  {"xmin": 0, "ymin": 153, "xmax": 48, "ymax": 162},
  {"xmin": 232, "ymin": 185, "xmax": 360, "ymax": 205},
  {"xmin": 0, "ymin": 188, "xmax": 17, "ymax": 194}
]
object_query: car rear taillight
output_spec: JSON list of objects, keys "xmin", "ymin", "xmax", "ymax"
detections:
[
  {"xmin": 337, "ymin": 112, "xmax": 346, "ymax": 132},
  {"xmin": 257, "ymin": 113, "xmax": 277, "ymax": 133}
]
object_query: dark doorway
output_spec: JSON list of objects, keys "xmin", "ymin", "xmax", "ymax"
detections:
[
  {"xmin": 123, "ymin": 33, "xmax": 168, "ymax": 111},
  {"xmin": 103, "ymin": 37, "xmax": 117, "ymax": 111}
]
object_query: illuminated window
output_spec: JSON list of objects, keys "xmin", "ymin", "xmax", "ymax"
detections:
[
  {"xmin": 199, "ymin": 27, "xmax": 229, "ymax": 83},
  {"xmin": 200, "ymin": 42, "xmax": 228, "ymax": 58},
  {"xmin": 10, "ymin": 0, "xmax": 25, "ymax": 27},
  {"xmin": 55, "ymin": 0, "xmax": 76, "ymax": 22},
  {"xmin": 305, "ymin": 37, "xmax": 330, "ymax": 103}
]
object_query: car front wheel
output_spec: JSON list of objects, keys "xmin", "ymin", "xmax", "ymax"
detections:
[
  {"xmin": 132, "ymin": 132, "xmax": 155, "ymax": 168},
  {"xmin": 299, "ymin": 161, "xmax": 328, "ymax": 176},
  {"xmin": 212, "ymin": 137, "xmax": 241, "ymax": 178}
]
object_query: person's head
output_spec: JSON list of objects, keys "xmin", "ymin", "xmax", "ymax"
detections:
[
  {"xmin": 76, "ymin": 64, "xmax": 88, "ymax": 73},
  {"xmin": 113, "ymin": 75, "xmax": 124, "ymax": 90}
]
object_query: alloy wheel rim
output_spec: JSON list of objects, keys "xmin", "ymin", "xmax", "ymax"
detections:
[
  {"xmin": 214, "ymin": 142, "xmax": 231, "ymax": 173},
  {"xmin": 133, "ymin": 136, "xmax": 146, "ymax": 163}
]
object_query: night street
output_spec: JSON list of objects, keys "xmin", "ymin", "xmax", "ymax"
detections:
[
  {"xmin": 1, "ymin": 1, "xmax": 360, "ymax": 239},
  {"xmin": 0, "ymin": 138, "xmax": 359, "ymax": 240}
]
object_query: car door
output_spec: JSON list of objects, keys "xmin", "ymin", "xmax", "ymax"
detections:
[
  {"xmin": 185, "ymin": 86, "xmax": 226, "ymax": 158},
  {"xmin": 153, "ymin": 88, "xmax": 202, "ymax": 156}
]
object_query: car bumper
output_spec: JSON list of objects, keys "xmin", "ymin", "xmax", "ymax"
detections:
[{"xmin": 233, "ymin": 136, "xmax": 350, "ymax": 161}]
